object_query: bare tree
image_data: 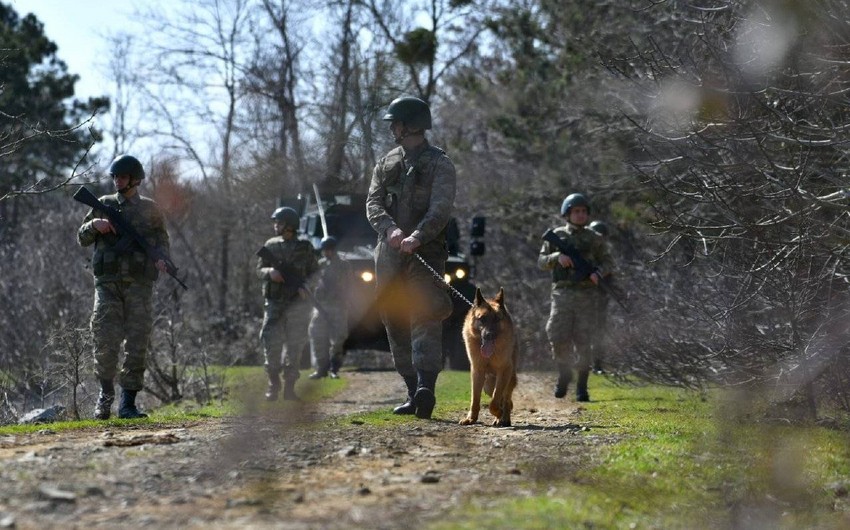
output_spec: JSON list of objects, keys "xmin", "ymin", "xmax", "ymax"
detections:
[
  {"xmin": 602, "ymin": 0, "xmax": 850, "ymax": 415},
  {"xmin": 243, "ymin": 0, "xmax": 311, "ymax": 199},
  {"xmin": 134, "ymin": 0, "xmax": 255, "ymax": 315}
]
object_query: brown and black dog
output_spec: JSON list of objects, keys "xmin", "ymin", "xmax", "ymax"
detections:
[{"xmin": 459, "ymin": 287, "xmax": 518, "ymax": 427}]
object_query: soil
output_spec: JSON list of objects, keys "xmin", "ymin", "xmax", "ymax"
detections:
[{"xmin": 0, "ymin": 371, "xmax": 615, "ymax": 529}]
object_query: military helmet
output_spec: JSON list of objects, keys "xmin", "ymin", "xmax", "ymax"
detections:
[
  {"xmin": 560, "ymin": 193, "xmax": 590, "ymax": 216},
  {"xmin": 320, "ymin": 236, "xmax": 338, "ymax": 250},
  {"xmin": 382, "ymin": 96, "xmax": 432, "ymax": 130},
  {"xmin": 108, "ymin": 154, "xmax": 145, "ymax": 180},
  {"xmin": 588, "ymin": 220, "xmax": 609, "ymax": 237},
  {"xmin": 271, "ymin": 206, "xmax": 299, "ymax": 229}
]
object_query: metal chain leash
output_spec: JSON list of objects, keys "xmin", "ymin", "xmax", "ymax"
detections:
[{"xmin": 413, "ymin": 252, "xmax": 474, "ymax": 309}]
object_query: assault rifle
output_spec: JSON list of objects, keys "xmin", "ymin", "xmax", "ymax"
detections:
[
  {"xmin": 255, "ymin": 246, "xmax": 333, "ymax": 321},
  {"xmin": 73, "ymin": 186, "xmax": 188, "ymax": 290},
  {"xmin": 541, "ymin": 229, "xmax": 629, "ymax": 312}
]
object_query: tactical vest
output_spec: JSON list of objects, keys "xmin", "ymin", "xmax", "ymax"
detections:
[
  {"xmin": 378, "ymin": 144, "xmax": 448, "ymax": 243},
  {"xmin": 91, "ymin": 194, "xmax": 159, "ymax": 282},
  {"xmin": 550, "ymin": 227, "xmax": 598, "ymax": 285},
  {"xmin": 261, "ymin": 237, "xmax": 316, "ymax": 300}
]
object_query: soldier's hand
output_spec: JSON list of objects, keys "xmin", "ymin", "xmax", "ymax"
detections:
[
  {"xmin": 557, "ymin": 254, "xmax": 574, "ymax": 268},
  {"xmin": 92, "ymin": 218, "xmax": 116, "ymax": 234},
  {"xmin": 589, "ymin": 272, "xmax": 601, "ymax": 285},
  {"xmin": 155, "ymin": 260, "xmax": 168, "ymax": 273},
  {"xmin": 387, "ymin": 227, "xmax": 405, "ymax": 249},
  {"xmin": 400, "ymin": 236, "xmax": 421, "ymax": 254},
  {"xmin": 269, "ymin": 269, "xmax": 284, "ymax": 283}
]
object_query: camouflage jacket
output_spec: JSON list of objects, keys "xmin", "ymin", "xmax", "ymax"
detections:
[
  {"xmin": 77, "ymin": 192, "xmax": 170, "ymax": 285},
  {"xmin": 313, "ymin": 255, "xmax": 353, "ymax": 305},
  {"xmin": 256, "ymin": 236, "xmax": 319, "ymax": 300},
  {"xmin": 366, "ymin": 141, "xmax": 456, "ymax": 252},
  {"xmin": 538, "ymin": 222, "xmax": 614, "ymax": 285}
]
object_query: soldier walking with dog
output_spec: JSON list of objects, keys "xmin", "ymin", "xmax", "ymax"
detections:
[
  {"xmin": 308, "ymin": 236, "xmax": 353, "ymax": 379},
  {"xmin": 77, "ymin": 154, "xmax": 170, "ymax": 420},
  {"xmin": 538, "ymin": 193, "xmax": 614, "ymax": 402},
  {"xmin": 366, "ymin": 96, "xmax": 456, "ymax": 419},
  {"xmin": 257, "ymin": 206, "xmax": 319, "ymax": 401}
]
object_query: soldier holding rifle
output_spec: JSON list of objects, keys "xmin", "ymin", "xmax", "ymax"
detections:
[{"xmin": 77, "ymin": 155, "xmax": 170, "ymax": 420}]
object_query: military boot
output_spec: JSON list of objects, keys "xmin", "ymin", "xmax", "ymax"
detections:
[
  {"xmin": 554, "ymin": 365, "xmax": 572, "ymax": 399},
  {"xmin": 93, "ymin": 379, "xmax": 115, "ymax": 420},
  {"xmin": 265, "ymin": 371, "xmax": 281, "ymax": 401},
  {"xmin": 576, "ymin": 369, "xmax": 591, "ymax": 402},
  {"xmin": 118, "ymin": 389, "xmax": 148, "ymax": 419},
  {"xmin": 282, "ymin": 377, "xmax": 301, "ymax": 401},
  {"xmin": 593, "ymin": 358, "xmax": 605, "ymax": 375},
  {"xmin": 308, "ymin": 366, "xmax": 328, "ymax": 380},
  {"xmin": 413, "ymin": 370, "xmax": 438, "ymax": 420},
  {"xmin": 329, "ymin": 356, "xmax": 343, "ymax": 379},
  {"xmin": 392, "ymin": 375, "xmax": 418, "ymax": 415}
]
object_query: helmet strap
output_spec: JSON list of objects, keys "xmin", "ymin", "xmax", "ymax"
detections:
[
  {"xmin": 394, "ymin": 125, "xmax": 424, "ymax": 145},
  {"xmin": 117, "ymin": 179, "xmax": 140, "ymax": 195}
]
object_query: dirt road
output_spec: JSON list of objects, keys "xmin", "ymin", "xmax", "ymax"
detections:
[{"xmin": 0, "ymin": 371, "xmax": 608, "ymax": 529}]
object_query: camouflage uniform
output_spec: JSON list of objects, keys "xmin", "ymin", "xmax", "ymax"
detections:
[
  {"xmin": 366, "ymin": 142, "xmax": 456, "ymax": 378},
  {"xmin": 308, "ymin": 254, "xmax": 353, "ymax": 375},
  {"xmin": 538, "ymin": 223, "xmax": 613, "ymax": 374},
  {"xmin": 257, "ymin": 235, "xmax": 319, "ymax": 387},
  {"xmin": 78, "ymin": 192, "xmax": 169, "ymax": 392}
]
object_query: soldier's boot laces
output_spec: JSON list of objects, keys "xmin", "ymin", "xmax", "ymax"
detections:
[
  {"xmin": 265, "ymin": 372, "xmax": 281, "ymax": 401},
  {"xmin": 413, "ymin": 370, "xmax": 438, "ymax": 420},
  {"xmin": 554, "ymin": 366, "xmax": 572, "ymax": 399},
  {"xmin": 576, "ymin": 369, "xmax": 591, "ymax": 402},
  {"xmin": 282, "ymin": 378, "xmax": 301, "ymax": 401},
  {"xmin": 392, "ymin": 375, "xmax": 418, "ymax": 415},
  {"xmin": 118, "ymin": 389, "xmax": 148, "ymax": 419},
  {"xmin": 93, "ymin": 379, "xmax": 115, "ymax": 420}
]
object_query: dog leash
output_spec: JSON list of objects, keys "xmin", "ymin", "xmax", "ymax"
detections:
[{"xmin": 413, "ymin": 252, "xmax": 475, "ymax": 308}]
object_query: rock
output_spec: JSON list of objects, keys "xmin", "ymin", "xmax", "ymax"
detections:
[
  {"xmin": 38, "ymin": 485, "xmax": 76, "ymax": 503},
  {"xmin": 18, "ymin": 406, "xmax": 66, "ymax": 425}
]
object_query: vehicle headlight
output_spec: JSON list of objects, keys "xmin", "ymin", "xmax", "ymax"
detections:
[
  {"xmin": 455, "ymin": 268, "xmax": 466, "ymax": 280},
  {"xmin": 360, "ymin": 271, "xmax": 374, "ymax": 283},
  {"xmin": 444, "ymin": 273, "xmax": 452, "ymax": 284}
]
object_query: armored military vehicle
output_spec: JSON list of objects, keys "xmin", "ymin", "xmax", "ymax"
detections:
[{"xmin": 284, "ymin": 189, "xmax": 484, "ymax": 370}]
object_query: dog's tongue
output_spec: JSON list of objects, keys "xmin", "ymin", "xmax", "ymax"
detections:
[{"xmin": 480, "ymin": 339, "xmax": 495, "ymax": 359}]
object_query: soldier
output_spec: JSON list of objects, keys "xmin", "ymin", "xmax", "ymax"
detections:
[
  {"xmin": 308, "ymin": 236, "xmax": 353, "ymax": 379},
  {"xmin": 538, "ymin": 193, "xmax": 614, "ymax": 402},
  {"xmin": 366, "ymin": 96, "xmax": 456, "ymax": 419},
  {"xmin": 257, "ymin": 206, "xmax": 319, "ymax": 401},
  {"xmin": 588, "ymin": 220, "xmax": 612, "ymax": 374},
  {"xmin": 77, "ymin": 154, "xmax": 170, "ymax": 420}
]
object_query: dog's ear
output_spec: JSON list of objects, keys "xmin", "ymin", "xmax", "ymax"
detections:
[
  {"xmin": 495, "ymin": 287, "xmax": 505, "ymax": 306},
  {"xmin": 473, "ymin": 287, "xmax": 484, "ymax": 307}
]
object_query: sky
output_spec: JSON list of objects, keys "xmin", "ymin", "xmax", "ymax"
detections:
[{"xmin": 12, "ymin": 0, "xmax": 142, "ymax": 100}]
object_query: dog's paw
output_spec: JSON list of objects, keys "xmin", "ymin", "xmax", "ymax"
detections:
[{"xmin": 459, "ymin": 416, "xmax": 476, "ymax": 426}]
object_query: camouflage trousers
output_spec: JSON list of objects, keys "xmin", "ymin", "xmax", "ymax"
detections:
[
  {"xmin": 308, "ymin": 306, "xmax": 348, "ymax": 371},
  {"xmin": 260, "ymin": 296, "xmax": 312, "ymax": 382},
  {"xmin": 590, "ymin": 295, "xmax": 610, "ymax": 363},
  {"xmin": 545, "ymin": 286, "xmax": 604, "ymax": 371},
  {"xmin": 90, "ymin": 281, "xmax": 154, "ymax": 391},
  {"xmin": 375, "ymin": 241, "xmax": 453, "ymax": 376}
]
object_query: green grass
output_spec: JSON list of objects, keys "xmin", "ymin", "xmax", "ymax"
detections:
[
  {"xmin": 4, "ymin": 368, "xmax": 848, "ymax": 529},
  {"xmin": 431, "ymin": 375, "xmax": 850, "ymax": 530},
  {"xmin": 0, "ymin": 367, "xmax": 347, "ymax": 436}
]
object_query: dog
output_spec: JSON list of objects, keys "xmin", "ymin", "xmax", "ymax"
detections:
[{"xmin": 459, "ymin": 287, "xmax": 518, "ymax": 427}]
